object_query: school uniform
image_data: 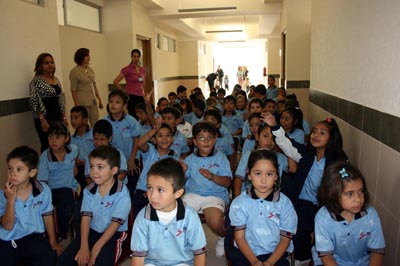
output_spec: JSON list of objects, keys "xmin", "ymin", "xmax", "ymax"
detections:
[
  {"xmin": 0, "ymin": 179, "xmax": 56, "ymax": 266},
  {"xmin": 38, "ymin": 144, "xmax": 78, "ymax": 238},
  {"xmin": 59, "ymin": 179, "xmax": 131, "ymax": 266},
  {"xmin": 241, "ymin": 120, "xmax": 250, "ymax": 139},
  {"xmin": 287, "ymin": 128, "xmax": 305, "ymax": 145},
  {"xmin": 131, "ymin": 198, "xmax": 207, "ymax": 265},
  {"xmin": 170, "ymin": 129, "xmax": 190, "ymax": 158},
  {"xmin": 242, "ymin": 138, "xmax": 256, "ymax": 152},
  {"xmin": 314, "ymin": 206, "xmax": 385, "ymax": 266},
  {"xmin": 228, "ymin": 188, "xmax": 297, "ymax": 266},
  {"xmin": 183, "ymin": 150, "xmax": 232, "ymax": 204},
  {"xmin": 222, "ymin": 111, "xmax": 244, "ymax": 140}
]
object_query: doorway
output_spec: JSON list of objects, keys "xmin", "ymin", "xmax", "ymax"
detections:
[{"xmin": 136, "ymin": 35, "xmax": 153, "ymax": 98}]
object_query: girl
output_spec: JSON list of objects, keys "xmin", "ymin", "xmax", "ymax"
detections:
[
  {"xmin": 179, "ymin": 98, "xmax": 193, "ymax": 124},
  {"xmin": 314, "ymin": 162, "xmax": 385, "ymax": 266},
  {"xmin": 38, "ymin": 122, "xmax": 78, "ymax": 240},
  {"xmin": 241, "ymin": 112, "xmax": 261, "ymax": 152},
  {"xmin": 279, "ymin": 107, "xmax": 305, "ymax": 145},
  {"xmin": 242, "ymin": 98, "xmax": 265, "ymax": 140},
  {"xmin": 263, "ymin": 114, "xmax": 347, "ymax": 263},
  {"xmin": 228, "ymin": 150, "xmax": 297, "ymax": 266},
  {"xmin": 155, "ymin": 97, "xmax": 169, "ymax": 117},
  {"xmin": 234, "ymin": 123, "xmax": 297, "ymax": 198},
  {"xmin": 236, "ymin": 95, "xmax": 247, "ymax": 120}
]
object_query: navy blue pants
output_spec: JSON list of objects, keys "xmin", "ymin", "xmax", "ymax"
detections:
[
  {"xmin": 0, "ymin": 233, "xmax": 56, "ymax": 266},
  {"xmin": 52, "ymin": 188, "xmax": 75, "ymax": 239},
  {"xmin": 131, "ymin": 189, "xmax": 149, "ymax": 222}
]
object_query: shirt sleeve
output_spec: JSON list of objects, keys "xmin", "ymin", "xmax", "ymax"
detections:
[
  {"xmin": 40, "ymin": 183, "xmax": 54, "ymax": 216},
  {"xmin": 314, "ymin": 208, "xmax": 335, "ymax": 256},
  {"xmin": 271, "ymin": 126, "xmax": 303, "ymax": 163},
  {"xmin": 215, "ymin": 153, "xmax": 233, "ymax": 178},
  {"xmin": 130, "ymin": 208, "xmax": 149, "ymax": 257},
  {"xmin": 278, "ymin": 195, "xmax": 297, "ymax": 237},
  {"xmin": 110, "ymin": 186, "xmax": 131, "ymax": 225},
  {"xmin": 235, "ymin": 151, "xmax": 250, "ymax": 180},
  {"xmin": 0, "ymin": 191, "xmax": 6, "ymax": 217},
  {"xmin": 367, "ymin": 207, "xmax": 386, "ymax": 253},
  {"xmin": 81, "ymin": 188, "xmax": 93, "ymax": 217},
  {"xmin": 186, "ymin": 208, "xmax": 207, "ymax": 255},
  {"xmin": 119, "ymin": 151, "xmax": 128, "ymax": 172},
  {"xmin": 37, "ymin": 152, "xmax": 49, "ymax": 183},
  {"xmin": 229, "ymin": 196, "xmax": 247, "ymax": 229}
]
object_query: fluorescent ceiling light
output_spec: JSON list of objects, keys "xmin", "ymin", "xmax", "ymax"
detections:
[
  {"xmin": 178, "ymin": 6, "xmax": 237, "ymax": 12},
  {"xmin": 218, "ymin": 40, "xmax": 245, "ymax": 43},
  {"xmin": 206, "ymin": 30, "xmax": 243, "ymax": 33}
]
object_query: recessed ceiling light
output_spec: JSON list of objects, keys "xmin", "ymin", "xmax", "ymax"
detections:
[
  {"xmin": 206, "ymin": 30, "xmax": 243, "ymax": 33},
  {"xmin": 178, "ymin": 6, "xmax": 237, "ymax": 12}
]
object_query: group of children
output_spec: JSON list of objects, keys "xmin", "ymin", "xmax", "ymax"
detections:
[{"xmin": 0, "ymin": 83, "xmax": 385, "ymax": 266}]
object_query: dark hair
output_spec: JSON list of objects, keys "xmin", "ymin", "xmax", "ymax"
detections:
[
  {"xmin": 108, "ymin": 89, "xmax": 128, "ymax": 104},
  {"xmin": 278, "ymin": 87, "xmax": 286, "ymax": 96},
  {"xmin": 217, "ymin": 88, "xmax": 226, "ymax": 96},
  {"xmin": 204, "ymin": 109, "xmax": 222, "ymax": 124},
  {"xmin": 158, "ymin": 123, "xmax": 173, "ymax": 135},
  {"xmin": 285, "ymin": 99, "xmax": 300, "ymax": 108},
  {"xmin": 131, "ymin": 49, "xmax": 141, "ymax": 57},
  {"xmin": 264, "ymin": 99, "xmax": 276, "ymax": 106},
  {"xmin": 147, "ymin": 157, "xmax": 185, "ymax": 192},
  {"xmin": 161, "ymin": 106, "xmax": 180, "ymax": 119},
  {"xmin": 93, "ymin": 119, "xmax": 113, "ymax": 139},
  {"xmin": 168, "ymin": 92, "xmax": 177, "ymax": 98},
  {"xmin": 281, "ymin": 107, "xmax": 303, "ymax": 131},
  {"xmin": 157, "ymin": 97, "xmax": 168, "ymax": 106},
  {"xmin": 89, "ymin": 145, "xmax": 120, "ymax": 169},
  {"xmin": 135, "ymin": 102, "xmax": 147, "ymax": 113},
  {"xmin": 34, "ymin": 53, "xmax": 55, "ymax": 76},
  {"xmin": 249, "ymin": 98, "xmax": 265, "ymax": 109},
  {"xmin": 7, "ymin": 146, "xmax": 39, "ymax": 170},
  {"xmin": 74, "ymin": 48, "xmax": 90, "ymax": 65},
  {"xmin": 277, "ymin": 99, "xmax": 286, "ymax": 105},
  {"xmin": 254, "ymin": 84, "xmax": 267, "ymax": 96},
  {"xmin": 48, "ymin": 121, "xmax": 70, "ymax": 139},
  {"xmin": 248, "ymin": 112, "xmax": 262, "ymax": 123},
  {"xmin": 257, "ymin": 122, "xmax": 272, "ymax": 137},
  {"xmin": 236, "ymin": 91, "xmax": 247, "ymax": 99},
  {"xmin": 247, "ymin": 149, "xmax": 280, "ymax": 188},
  {"xmin": 180, "ymin": 98, "xmax": 193, "ymax": 113},
  {"xmin": 192, "ymin": 121, "xmax": 217, "ymax": 138},
  {"xmin": 318, "ymin": 162, "xmax": 369, "ymax": 214},
  {"xmin": 286, "ymin": 94, "xmax": 297, "ymax": 100},
  {"xmin": 172, "ymin": 103, "xmax": 183, "ymax": 116},
  {"xmin": 177, "ymin": 85, "xmax": 187, "ymax": 94},
  {"xmin": 193, "ymin": 99, "xmax": 205, "ymax": 112},
  {"xmin": 70, "ymin": 105, "xmax": 88, "ymax": 119},
  {"xmin": 209, "ymin": 92, "xmax": 217, "ymax": 98},
  {"xmin": 224, "ymin": 95, "xmax": 236, "ymax": 105},
  {"xmin": 268, "ymin": 76, "xmax": 276, "ymax": 82},
  {"xmin": 189, "ymin": 93, "xmax": 198, "ymax": 104}
]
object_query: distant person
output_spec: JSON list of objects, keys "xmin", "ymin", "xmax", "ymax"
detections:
[
  {"xmin": 217, "ymin": 65, "xmax": 224, "ymax": 87},
  {"xmin": 206, "ymin": 72, "xmax": 218, "ymax": 90},
  {"xmin": 224, "ymin": 74, "xmax": 229, "ymax": 91},
  {"xmin": 266, "ymin": 76, "xmax": 278, "ymax": 101}
]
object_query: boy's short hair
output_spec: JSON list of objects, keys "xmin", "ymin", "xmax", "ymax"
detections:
[
  {"xmin": 236, "ymin": 90, "xmax": 247, "ymax": 99},
  {"xmin": 209, "ymin": 92, "xmax": 217, "ymax": 98},
  {"xmin": 192, "ymin": 121, "xmax": 217, "ymax": 138},
  {"xmin": 89, "ymin": 145, "xmax": 120, "ymax": 169},
  {"xmin": 7, "ymin": 146, "xmax": 39, "ymax": 170},
  {"xmin": 48, "ymin": 121, "xmax": 70, "ymax": 138},
  {"xmin": 70, "ymin": 105, "xmax": 88, "ymax": 119},
  {"xmin": 193, "ymin": 99, "xmax": 205, "ymax": 112},
  {"xmin": 248, "ymin": 112, "xmax": 262, "ymax": 122},
  {"xmin": 217, "ymin": 88, "xmax": 226, "ymax": 96},
  {"xmin": 206, "ymin": 97, "xmax": 217, "ymax": 107},
  {"xmin": 157, "ymin": 97, "xmax": 168, "ymax": 106},
  {"xmin": 159, "ymin": 123, "xmax": 174, "ymax": 134},
  {"xmin": 264, "ymin": 99, "xmax": 276, "ymax": 105},
  {"xmin": 176, "ymin": 85, "xmax": 187, "ymax": 94},
  {"xmin": 108, "ymin": 89, "xmax": 128, "ymax": 104},
  {"xmin": 168, "ymin": 92, "xmax": 177, "ymax": 97},
  {"xmin": 172, "ymin": 103, "xmax": 183, "ymax": 115},
  {"xmin": 161, "ymin": 106, "xmax": 181, "ymax": 119},
  {"xmin": 254, "ymin": 84, "xmax": 267, "ymax": 96},
  {"xmin": 135, "ymin": 102, "xmax": 147, "ymax": 113},
  {"xmin": 147, "ymin": 157, "xmax": 185, "ymax": 193},
  {"xmin": 204, "ymin": 109, "xmax": 222, "ymax": 124},
  {"xmin": 249, "ymin": 98, "xmax": 265, "ymax": 109},
  {"xmin": 224, "ymin": 95, "xmax": 236, "ymax": 105},
  {"xmin": 277, "ymin": 99, "xmax": 286, "ymax": 105},
  {"xmin": 93, "ymin": 119, "xmax": 113, "ymax": 139}
]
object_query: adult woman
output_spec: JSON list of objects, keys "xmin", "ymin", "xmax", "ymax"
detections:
[
  {"xmin": 113, "ymin": 49, "xmax": 145, "ymax": 118},
  {"xmin": 29, "ymin": 53, "xmax": 67, "ymax": 152},
  {"xmin": 69, "ymin": 48, "xmax": 103, "ymax": 126}
]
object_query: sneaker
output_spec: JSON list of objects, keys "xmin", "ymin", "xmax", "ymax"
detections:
[{"xmin": 215, "ymin": 237, "xmax": 225, "ymax": 258}]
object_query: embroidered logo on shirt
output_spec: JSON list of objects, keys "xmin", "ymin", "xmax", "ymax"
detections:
[
  {"xmin": 208, "ymin": 163, "xmax": 220, "ymax": 169},
  {"xmin": 359, "ymin": 232, "xmax": 371, "ymax": 240},
  {"xmin": 33, "ymin": 201, "xmax": 43, "ymax": 208},
  {"xmin": 268, "ymin": 212, "xmax": 280, "ymax": 219},
  {"xmin": 105, "ymin": 201, "xmax": 113, "ymax": 207},
  {"xmin": 176, "ymin": 227, "xmax": 187, "ymax": 237}
]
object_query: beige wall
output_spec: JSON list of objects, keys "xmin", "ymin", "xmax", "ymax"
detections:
[
  {"xmin": 310, "ymin": 1, "xmax": 400, "ymax": 264},
  {"xmin": 178, "ymin": 41, "xmax": 198, "ymax": 76},
  {"xmin": 267, "ymin": 37, "xmax": 281, "ymax": 75}
]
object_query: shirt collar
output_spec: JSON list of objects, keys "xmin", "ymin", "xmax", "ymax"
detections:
[
  {"xmin": 47, "ymin": 145, "xmax": 72, "ymax": 162},
  {"xmin": 147, "ymin": 198, "xmax": 186, "ymax": 221},
  {"xmin": 108, "ymin": 113, "xmax": 126, "ymax": 122},
  {"xmin": 248, "ymin": 186, "xmax": 280, "ymax": 202},
  {"xmin": 88, "ymin": 178, "xmax": 121, "ymax": 196},
  {"xmin": 73, "ymin": 125, "xmax": 90, "ymax": 137},
  {"xmin": 330, "ymin": 210, "xmax": 367, "ymax": 222},
  {"xmin": 195, "ymin": 148, "xmax": 216, "ymax": 157}
]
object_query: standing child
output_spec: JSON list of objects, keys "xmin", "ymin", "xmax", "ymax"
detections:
[
  {"xmin": 313, "ymin": 162, "xmax": 385, "ymax": 266},
  {"xmin": 228, "ymin": 150, "xmax": 297, "ymax": 266},
  {"xmin": 0, "ymin": 146, "xmax": 62, "ymax": 265},
  {"xmin": 131, "ymin": 157, "xmax": 207, "ymax": 266},
  {"xmin": 59, "ymin": 146, "xmax": 131, "ymax": 266},
  {"xmin": 38, "ymin": 122, "xmax": 78, "ymax": 240},
  {"xmin": 224, "ymin": 74, "xmax": 229, "ymax": 91}
]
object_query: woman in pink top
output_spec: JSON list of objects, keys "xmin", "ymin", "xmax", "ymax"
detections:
[{"xmin": 113, "ymin": 49, "xmax": 145, "ymax": 118}]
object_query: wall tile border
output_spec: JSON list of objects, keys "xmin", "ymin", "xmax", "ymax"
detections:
[{"xmin": 0, "ymin": 98, "xmax": 30, "ymax": 117}]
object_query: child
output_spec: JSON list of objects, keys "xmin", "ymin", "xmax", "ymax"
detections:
[
  {"xmin": 168, "ymin": 91, "xmax": 178, "ymax": 105},
  {"xmin": 224, "ymin": 74, "xmax": 229, "ymax": 91},
  {"xmin": 228, "ymin": 150, "xmax": 297, "ymax": 266},
  {"xmin": 280, "ymin": 107, "xmax": 305, "ymax": 144},
  {"xmin": 263, "ymin": 114, "xmax": 347, "ymax": 264},
  {"xmin": 204, "ymin": 109, "xmax": 234, "ymax": 158},
  {"xmin": 236, "ymin": 95, "xmax": 247, "ymax": 120},
  {"xmin": 131, "ymin": 157, "xmax": 207, "ymax": 266},
  {"xmin": 38, "ymin": 122, "xmax": 78, "ymax": 240},
  {"xmin": 222, "ymin": 95, "xmax": 244, "ymax": 141},
  {"xmin": 70, "ymin": 105, "xmax": 94, "ymax": 191},
  {"xmin": 264, "ymin": 99, "xmax": 277, "ymax": 114},
  {"xmin": 131, "ymin": 120, "xmax": 178, "ymax": 218},
  {"xmin": 173, "ymin": 103, "xmax": 193, "ymax": 147},
  {"xmin": 0, "ymin": 146, "xmax": 62, "ymax": 265},
  {"xmin": 241, "ymin": 98, "xmax": 264, "ymax": 140},
  {"xmin": 313, "ymin": 162, "xmax": 385, "ymax": 266},
  {"xmin": 189, "ymin": 99, "xmax": 206, "ymax": 126},
  {"xmin": 135, "ymin": 102, "xmax": 152, "ymax": 136},
  {"xmin": 155, "ymin": 97, "xmax": 169, "ymax": 116},
  {"xmin": 176, "ymin": 85, "xmax": 187, "ymax": 102},
  {"xmin": 179, "ymin": 98, "xmax": 193, "ymax": 123},
  {"xmin": 59, "ymin": 146, "xmax": 131, "ymax": 266},
  {"xmin": 241, "ymin": 112, "xmax": 261, "ymax": 152},
  {"xmin": 217, "ymin": 88, "xmax": 226, "ymax": 107},
  {"xmin": 103, "ymin": 89, "xmax": 141, "ymax": 192},
  {"xmin": 182, "ymin": 121, "xmax": 232, "ymax": 257},
  {"xmin": 266, "ymin": 76, "xmax": 278, "ymax": 101}
]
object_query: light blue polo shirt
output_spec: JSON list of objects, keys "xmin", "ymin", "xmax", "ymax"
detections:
[
  {"xmin": 187, "ymin": 113, "xmax": 203, "ymax": 127},
  {"xmin": 0, "ymin": 180, "xmax": 53, "ymax": 241},
  {"xmin": 230, "ymin": 189, "xmax": 297, "ymax": 255},
  {"xmin": 84, "ymin": 147, "xmax": 127, "ymax": 184},
  {"xmin": 170, "ymin": 129, "xmax": 190, "ymax": 158},
  {"xmin": 222, "ymin": 112, "xmax": 243, "ymax": 138},
  {"xmin": 184, "ymin": 150, "xmax": 232, "ymax": 204},
  {"xmin": 299, "ymin": 156, "xmax": 326, "ymax": 204},
  {"xmin": 314, "ymin": 206, "xmax": 385, "ymax": 266},
  {"xmin": 131, "ymin": 199, "xmax": 207, "ymax": 265},
  {"xmin": 241, "ymin": 120, "xmax": 250, "ymax": 138},
  {"xmin": 287, "ymin": 128, "xmax": 305, "ymax": 145},
  {"xmin": 215, "ymin": 135, "xmax": 234, "ymax": 156},
  {"xmin": 136, "ymin": 144, "xmax": 178, "ymax": 191},
  {"xmin": 71, "ymin": 126, "xmax": 94, "ymax": 161},
  {"xmin": 38, "ymin": 144, "xmax": 78, "ymax": 191},
  {"xmin": 81, "ymin": 180, "xmax": 131, "ymax": 232},
  {"xmin": 242, "ymin": 138, "xmax": 256, "ymax": 151},
  {"xmin": 103, "ymin": 114, "xmax": 141, "ymax": 160}
]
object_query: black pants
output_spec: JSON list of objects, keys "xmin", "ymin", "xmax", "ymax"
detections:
[
  {"xmin": 52, "ymin": 188, "xmax": 75, "ymax": 239},
  {"xmin": 0, "ymin": 233, "xmax": 57, "ymax": 266},
  {"xmin": 127, "ymin": 94, "xmax": 145, "ymax": 119},
  {"xmin": 59, "ymin": 229, "xmax": 127, "ymax": 266},
  {"xmin": 131, "ymin": 189, "xmax": 149, "ymax": 222}
]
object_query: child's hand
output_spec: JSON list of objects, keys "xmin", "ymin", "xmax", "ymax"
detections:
[
  {"xmin": 128, "ymin": 158, "xmax": 140, "ymax": 175},
  {"xmin": 88, "ymin": 243, "xmax": 101, "ymax": 266},
  {"xmin": 199, "ymin": 168, "xmax": 214, "ymax": 181},
  {"xmin": 52, "ymin": 242, "xmax": 64, "ymax": 256},
  {"xmin": 261, "ymin": 112, "xmax": 277, "ymax": 127},
  {"xmin": 4, "ymin": 182, "xmax": 17, "ymax": 202},
  {"xmin": 74, "ymin": 247, "xmax": 90, "ymax": 266},
  {"xmin": 144, "ymin": 90, "xmax": 153, "ymax": 104},
  {"xmin": 179, "ymin": 160, "xmax": 188, "ymax": 173},
  {"xmin": 252, "ymin": 260, "xmax": 263, "ymax": 266},
  {"xmin": 153, "ymin": 117, "xmax": 162, "ymax": 130}
]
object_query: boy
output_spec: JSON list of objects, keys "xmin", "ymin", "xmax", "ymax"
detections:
[
  {"xmin": 70, "ymin": 105, "xmax": 94, "ymax": 191},
  {"xmin": 168, "ymin": 91, "xmax": 178, "ymax": 105},
  {"xmin": 103, "ymin": 89, "xmax": 141, "ymax": 191},
  {"xmin": 161, "ymin": 107, "xmax": 190, "ymax": 158},
  {"xmin": 204, "ymin": 109, "xmax": 234, "ymax": 158},
  {"xmin": 222, "ymin": 95, "xmax": 244, "ymax": 143},
  {"xmin": 173, "ymin": 103, "xmax": 193, "ymax": 147},
  {"xmin": 0, "ymin": 146, "xmax": 62, "ymax": 265},
  {"xmin": 266, "ymin": 76, "xmax": 278, "ymax": 101},
  {"xmin": 59, "ymin": 145, "xmax": 131, "ymax": 266},
  {"xmin": 131, "ymin": 157, "xmax": 207, "ymax": 266},
  {"xmin": 182, "ymin": 122, "xmax": 232, "ymax": 257},
  {"xmin": 190, "ymin": 99, "xmax": 206, "ymax": 126},
  {"xmin": 176, "ymin": 85, "xmax": 187, "ymax": 102}
]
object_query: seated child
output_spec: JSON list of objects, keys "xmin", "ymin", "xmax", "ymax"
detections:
[
  {"xmin": 189, "ymin": 99, "xmax": 206, "ymax": 126},
  {"xmin": 0, "ymin": 146, "xmax": 62, "ymax": 265},
  {"xmin": 228, "ymin": 150, "xmax": 297, "ymax": 266},
  {"xmin": 313, "ymin": 162, "xmax": 385, "ymax": 266},
  {"xmin": 182, "ymin": 121, "xmax": 232, "ymax": 258},
  {"xmin": 222, "ymin": 95, "xmax": 244, "ymax": 141},
  {"xmin": 204, "ymin": 109, "xmax": 234, "ymax": 158},
  {"xmin": 38, "ymin": 122, "xmax": 78, "ymax": 240},
  {"xmin": 132, "ymin": 119, "xmax": 178, "ymax": 219},
  {"xmin": 179, "ymin": 98, "xmax": 194, "ymax": 124},
  {"xmin": 131, "ymin": 157, "xmax": 207, "ymax": 266},
  {"xmin": 173, "ymin": 103, "xmax": 193, "ymax": 147},
  {"xmin": 168, "ymin": 91, "xmax": 178, "ymax": 105},
  {"xmin": 59, "ymin": 146, "xmax": 131, "ymax": 266},
  {"xmin": 241, "ymin": 112, "xmax": 261, "ymax": 152},
  {"xmin": 242, "ymin": 98, "xmax": 264, "ymax": 140},
  {"xmin": 235, "ymin": 95, "xmax": 247, "ymax": 120},
  {"xmin": 155, "ymin": 97, "xmax": 169, "ymax": 117}
]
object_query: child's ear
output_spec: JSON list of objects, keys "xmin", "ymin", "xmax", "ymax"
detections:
[
  {"xmin": 174, "ymin": 188, "xmax": 185, "ymax": 199},
  {"xmin": 111, "ymin": 166, "xmax": 119, "ymax": 175},
  {"xmin": 108, "ymin": 136, "xmax": 113, "ymax": 143},
  {"xmin": 29, "ymin": 168, "xmax": 38, "ymax": 178}
]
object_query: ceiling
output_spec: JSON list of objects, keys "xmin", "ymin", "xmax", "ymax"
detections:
[{"xmin": 133, "ymin": 0, "xmax": 282, "ymax": 42}]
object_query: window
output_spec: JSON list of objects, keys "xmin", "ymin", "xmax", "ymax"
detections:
[
  {"xmin": 22, "ymin": 0, "xmax": 44, "ymax": 6},
  {"xmin": 57, "ymin": 0, "xmax": 101, "ymax": 32},
  {"xmin": 159, "ymin": 34, "xmax": 176, "ymax": 53},
  {"xmin": 155, "ymin": 33, "xmax": 161, "ymax": 49}
]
